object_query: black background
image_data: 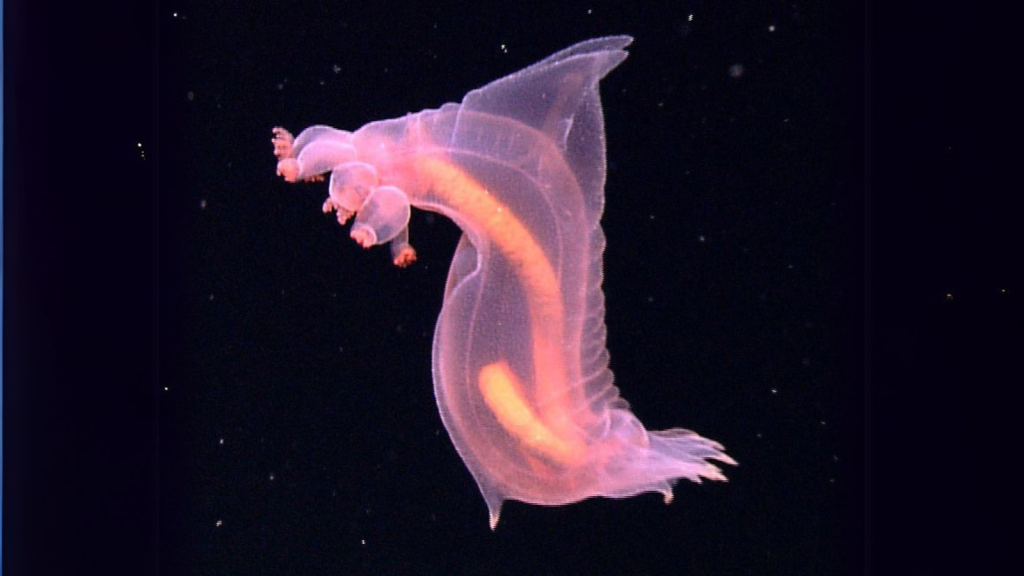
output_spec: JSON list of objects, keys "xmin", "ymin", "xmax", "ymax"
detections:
[{"xmin": 5, "ymin": 0, "xmax": 1018, "ymax": 574}]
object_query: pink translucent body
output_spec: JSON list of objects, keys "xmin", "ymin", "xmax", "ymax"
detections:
[{"xmin": 273, "ymin": 36, "xmax": 735, "ymax": 528}]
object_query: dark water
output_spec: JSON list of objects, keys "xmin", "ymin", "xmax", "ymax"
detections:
[{"xmin": 8, "ymin": 0, "xmax": 1017, "ymax": 574}]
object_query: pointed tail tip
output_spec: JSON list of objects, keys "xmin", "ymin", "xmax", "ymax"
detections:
[{"xmin": 485, "ymin": 495, "xmax": 504, "ymax": 531}]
